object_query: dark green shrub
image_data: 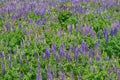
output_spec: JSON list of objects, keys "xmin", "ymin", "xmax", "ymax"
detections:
[{"xmin": 58, "ymin": 10, "xmax": 77, "ymax": 29}]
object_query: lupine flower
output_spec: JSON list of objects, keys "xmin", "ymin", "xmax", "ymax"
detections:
[
  {"xmin": 60, "ymin": 71, "xmax": 65, "ymax": 80},
  {"xmin": 94, "ymin": 41, "xmax": 99, "ymax": 49},
  {"xmin": 5, "ymin": 23, "xmax": 11, "ymax": 31},
  {"xmin": 74, "ymin": 47, "xmax": 79, "ymax": 62},
  {"xmin": 110, "ymin": 26, "xmax": 118, "ymax": 36},
  {"xmin": 96, "ymin": 52, "xmax": 100, "ymax": 61},
  {"xmin": 47, "ymin": 65, "xmax": 52, "ymax": 80},
  {"xmin": 2, "ymin": 56, "xmax": 5, "ymax": 75},
  {"xmin": 80, "ymin": 41, "xmax": 88, "ymax": 54},
  {"xmin": 36, "ymin": 58, "xmax": 42, "ymax": 80},
  {"xmin": 59, "ymin": 45, "xmax": 64, "ymax": 58},
  {"xmin": 66, "ymin": 51, "xmax": 71, "ymax": 62},
  {"xmin": 103, "ymin": 28, "xmax": 109, "ymax": 43},
  {"xmin": 89, "ymin": 49, "xmax": 94, "ymax": 58},
  {"xmin": 89, "ymin": 27, "xmax": 96, "ymax": 37},
  {"xmin": 45, "ymin": 48, "xmax": 50, "ymax": 59},
  {"xmin": 52, "ymin": 43, "xmax": 56, "ymax": 55}
]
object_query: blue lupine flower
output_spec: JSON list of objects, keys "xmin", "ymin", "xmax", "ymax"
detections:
[
  {"xmin": 36, "ymin": 58, "xmax": 42, "ymax": 80},
  {"xmin": 80, "ymin": 41, "xmax": 88, "ymax": 54},
  {"xmin": 59, "ymin": 45, "xmax": 64, "ymax": 58},
  {"xmin": 96, "ymin": 52, "xmax": 100, "ymax": 61},
  {"xmin": 45, "ymin": 48, "xmax": 50, "ymax": 59},
  {"xmin": 89, "ymin": 49, "xmax": 94, "ymax": 58},
  {"xmin": 66, "ymin": 51, "xmax": 71, "ymax": 62},
  {"xmin": 47, "ymin": 65, "xmax": 52, "ymax": 80}
]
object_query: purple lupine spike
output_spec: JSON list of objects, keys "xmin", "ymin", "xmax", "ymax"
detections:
[
  {"xmin": 52, "ymin": 43, "xmax": 56, "ymax": 55},
  {"xmin": 66, "ymin": 51, "xmax": 71, "ymax": 62},
  {"xmin": 110, "ymin": 26, "xmax": 118, "ymax": 36},
  {"xmin": 89, "ymin": 27, "xmax": 96, "ymax": 37},
  {"xmin": 103, "ymin": 28, "xmax": 109, "ymax": 43},
  {"xmin": 96, "ymin": 52, "xmax": 100, "ymax": 61},
  {"xmin": 55, "ymin": 54, "xmax": 59, "ymax": 62},
  {"xmin": 60, "ymin": 71, "xmax": 65, "ymax": 80},
  {"xmin": 0, "ymin": 51, "xmax": 3, "ymax": 57},
  {"xmin": 59, "ymin": 45, "xmax": 64, "ymax": 58},
  {"xmin": 81, "ymin": 25, "xmax": 90, "ymax": 35},
  {"xmin": 47, "ymin": 65, "xmax": 52, "ymax": 80},
  {"xmin": 74, "ymin": 47, "xmax": 79, "ymax": 62},
  {"xmin": 94, "ymin": 41, "xmax": 99, "ymax": 49},
  {"xmin": 2, "ymin": 57, "xmax": 5, "ymax": 75},
  {"xmin": 45, "ymin": 48, "xmax": 50, "ymax": 59},
  {"xmin": 36, "ymin": 58, "xmax": 42, "ymax": 80},
  {"xmin": 80, "ymin": 41, "xmax": 88, "ymax": 54},
  {"xmin": 89, "ymin": 49, "xmax": 94, "ymax": 58},
  {"xmin": 22, "ymin": 53, "xmax": 25, "ymax": 59},
  {"xmin": 103, "ymin": 28, "xmax": 108, "ymax": 38},
  {"xmin": 5, "ymin": 23, "xmax": 11, "ymax": 31}
]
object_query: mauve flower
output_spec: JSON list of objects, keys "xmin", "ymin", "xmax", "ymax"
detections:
[
  {"xmin": 74, "ymin": 47, "xmax": 79, "ymax": 62},
  {"xmin": 89, "ymin": 28, "xmax": 96, "ymax": 37},
  {"xmin": 89, "ymin": 49, "xmax": 94, "ymax": 58},
  {"xmin": 59, "ymin": 45, "xmax": 64, "ymax": 58},
  {"xmin": 47, "ymin": 65, "xmax": 52, "ymax": 80},
  {"xmin": 0, "ymin": 51, "xmax": 3, "ymax": 57},
  {"xmin": 66, "ymin": 51, "xmax": 71, "ymax": 62},
  {"xmin": 2, "ymin": 57, "xmax": 5, "ymax": 75},
  {"xmin": 80, "ymin": 41, "xmax": 88, "ymax": 54},
  {"xmin": 103, "ymin": 28, "xmax": 109, "ymax": 43},
  {"xmin": 94, "ymin": 41, "xmax": 99, "ymax": 49},
  {"xmin": 36, "ymin": 58, "xmax": 42, "ymax": 80},
  {"xmin": 96, "ymin": 52, "xmax": 100, "ymax": 61},
  {"xmin": 5, "ymin": 23, "xmax": 11, "ymax": 31},
  {"xmin": 52, "ymin": 44, "xmax": 56, "ymax": 55},
  {"xmin": 110, "ymin": 26, "xmax": 118, "ymax": 36},
  {"xmin": 60, "ymin": 71, "xmax": 65, "ymax": 80},
  {"xmin": 45, "ymin": 48, "xmax": 50, "ymax": 59}
]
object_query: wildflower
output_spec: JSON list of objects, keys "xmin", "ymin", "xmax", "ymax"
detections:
[
  {"xmin": 36, "ymin": 58, "xmax": 42, "ymax": 80},
  {"xmin": 89, "ymin": 49, "xmax": 94, "ymax": 58},
  {"xmin": 96, "ymin": 52, "xmax": 100, "ymax": 61}
]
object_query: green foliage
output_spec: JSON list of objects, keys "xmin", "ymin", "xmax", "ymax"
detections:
[
  {"xmin": 101, "ymin": 33, "xmax": 120, "ymax": 58},
  {"xmin": 2, "ymin": 29, "xmax": 24, "ymax": 50},
  {"xmin": 28, "ymin": 11, "xmax": 42, "ymax": 20},
  {"xmin": 58, "ymin": 11, "xmax": 77, "ymax": 29}
]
